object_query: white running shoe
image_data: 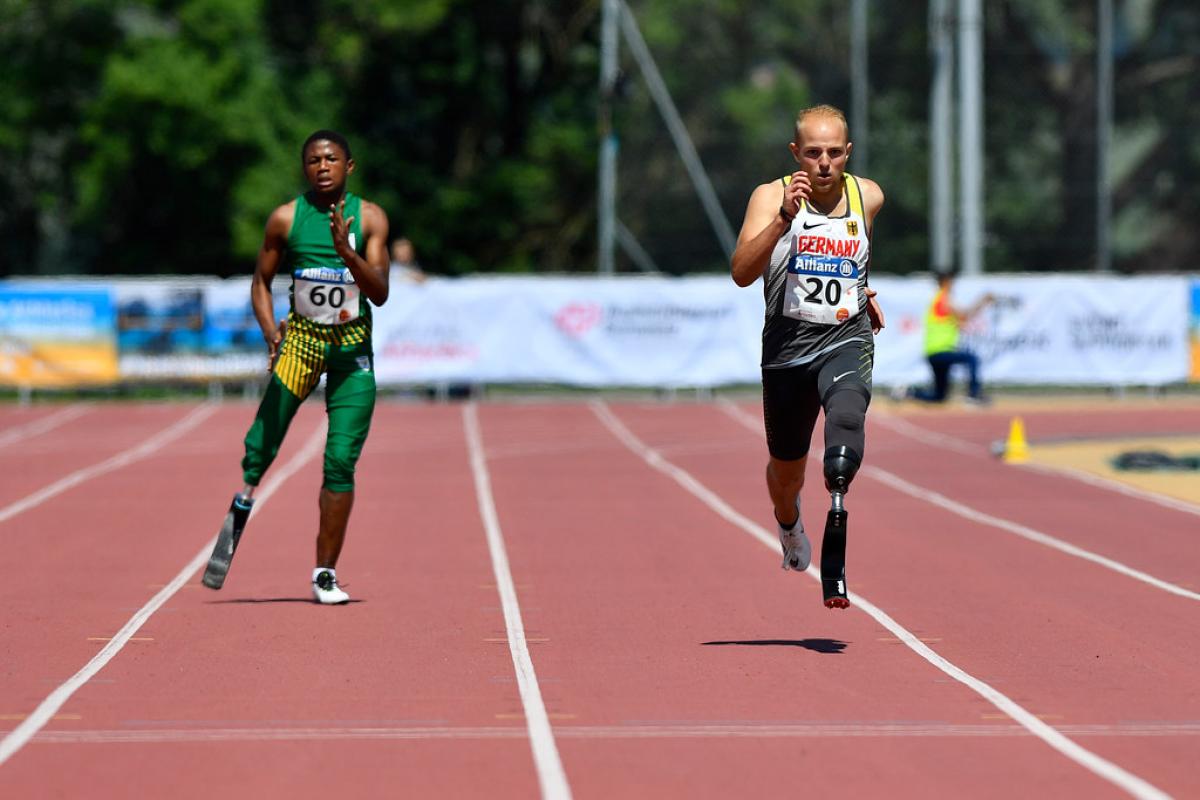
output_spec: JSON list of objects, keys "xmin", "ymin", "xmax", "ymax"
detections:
[
  {"xmin": 778, "ymin": 502, "xmax": 811, "ymax": 572},
  {"xmin": 312, "ymin": 569, "xmax": 350, "ymax": 605}
]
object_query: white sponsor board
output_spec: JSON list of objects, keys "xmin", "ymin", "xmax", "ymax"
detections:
[
  {"xmin": 373, "ymin": 274, "xmax": 1192, "ymax": 388},
  {"xmin": 6, "ymin": 274, "xmax": 1188, "ymax": 387},
  {"xmin": 869, "ymin": 274, "xmax": 1192, "ymax": 387},
  {"xmin": 372, "ymin": 276, "xmax": 763, "ymax": 386}
]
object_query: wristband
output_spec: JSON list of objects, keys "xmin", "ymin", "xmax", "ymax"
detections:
[{"xmin": 778, "ymin": 206, "xmax": 796, "ymax": 224}]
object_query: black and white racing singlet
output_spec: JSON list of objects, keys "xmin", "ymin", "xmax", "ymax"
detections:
[{"xmin": 761, "ymin": 173, "xmax": 872, "ymax": 368}]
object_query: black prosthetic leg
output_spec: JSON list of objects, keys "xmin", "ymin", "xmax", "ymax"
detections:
[
  {"xmin": 202, "ymin": 493, "xmax": 254, "ymax": 589},
  {"xmin": 821, "ymin": 446, "xmax": 861, "ymax": 609}
]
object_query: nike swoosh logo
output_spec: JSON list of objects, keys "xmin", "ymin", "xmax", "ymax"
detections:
[
  {"xmin": 801, "ymin": 221, "xmax": 828, "ymax": 230},
  {"xmin": 832, "ymin": 371, "xmax": 855, "ymax": 382}
]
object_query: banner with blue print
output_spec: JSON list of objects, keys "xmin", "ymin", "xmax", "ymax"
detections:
[
  {"xmin": 114, "ymin": 278, "xmax": 289, "ymax": 379},
  {"xmin": 0, "ymin": 274, "xmax": 1192, "ymax": 388},
  {"xmin": 0, "ymin": 284, "xmax": 118, "ymax": 387},
  {"xmin": 1191, "ymin": 279, "xmax": 1200, "ymax": 381}
]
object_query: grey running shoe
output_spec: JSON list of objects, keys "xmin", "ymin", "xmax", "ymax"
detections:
[{"xmin": 778, "ymin": 501, "xmax": 811, "ymax": 572}]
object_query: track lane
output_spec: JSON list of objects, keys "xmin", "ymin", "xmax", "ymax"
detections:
[
  {"xmin": 614, "ymin": 400, "xmax": 1197, "ymax": 798},
  {"xmin": 5, "ymin": 399, "xmax": 1196, "ymax": 799},
  {"xmin": 743, "ymin": 400, "xmax": 1200, "ymax": 594},
  {"xmin": 0, "ymin": 403, "xmax": 541, "ymax": 799},
  {"xmin": 0, "ymin": 404, "xmax": 203, "ymax": 509},
  {"xmin": 0, "ymin": 405, "xmax": 295, "ymax": 756},
  {"xmin": 879, "ymin": 404, "xmax": 1199, "ymax": 448},
  {"xmin": 473, "ymin": 402, "xmax": 1134, "ymax": 799},
  {"xmin": 0, "ymin": 404, "xmax": 249, "ymax": 705},
  {"xmin": 0, "ymin": 404, "xmax": 91, "ymax": 450}
]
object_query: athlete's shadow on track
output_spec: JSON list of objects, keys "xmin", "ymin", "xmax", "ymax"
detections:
[
  {"xmin": 702, "ymin": 639, "xmax": 847, "ymax": 654},
  {"xmin": 206, "ymin": 598, "xmax": 366, "ymax": 605}
]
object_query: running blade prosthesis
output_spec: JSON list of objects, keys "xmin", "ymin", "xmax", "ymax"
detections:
[
  {"xmin": 201, "ymin": 494, "xmax": 253, "ymax": 589},
  {"xmin": 821, "ymin": 508, "xmax": 849, "ymax": 609}
]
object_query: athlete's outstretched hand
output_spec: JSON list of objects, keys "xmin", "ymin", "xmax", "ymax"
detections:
[
  {"xmin": 329, "ymin": 199, "xmax": 356, "ymax": 261},
  {"xmin": 265, "ymin": 318, "xmax": 287, "ymax": 373},
  {"xmin": 865, "ymin": 287, "xmax": 885, "ymax": 334}
]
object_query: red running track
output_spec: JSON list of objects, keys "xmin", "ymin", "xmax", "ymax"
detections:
[{"xmin": 0, "ymin": 398, "xmax": 1197, "ymax": 799}]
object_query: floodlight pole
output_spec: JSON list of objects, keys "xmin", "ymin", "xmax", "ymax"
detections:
[
  {"xmin": 598, "ymin": 0, "xmax": 619, "ymax": 275},
  {"xmin": 850, "ymin": 0, "xmax": 869, "ymax": 174},
  {"xmin": 1096, "ymin": 0, "xmax": 1113, "ymax": 273},
  {"xmin": 929, "ymin": 0, "xmax": 954, "ymax": 274},
  {"xmin": 957, "ymin": 0, "xmax": 984, "ymax": 275}
]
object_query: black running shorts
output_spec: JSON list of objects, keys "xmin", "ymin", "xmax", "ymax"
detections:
[{"xmin": 762, "ymin": 341, "xmax": 873, "ymax": 461}]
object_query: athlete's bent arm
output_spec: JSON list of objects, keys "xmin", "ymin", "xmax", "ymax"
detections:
[
  {"xmin": 252, "ymin": 205, "xmax": 293, "ymax": 370},
  {"xmin": 731, "ymin": 173, "xmax": 810, "ymax": 287},
  {"xmin": 330, "ymin": 199, "xmax": 390, "ymax": 306}
]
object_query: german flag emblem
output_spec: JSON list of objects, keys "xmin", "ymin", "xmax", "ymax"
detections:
[{"xmin": 846, "ymin": 220, "xmax": 859, "ymax": 237}]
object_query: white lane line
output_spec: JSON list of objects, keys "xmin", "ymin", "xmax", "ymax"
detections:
[
  {"xmin": 0, "ymin": 405, "xmax": 91, "ymax": 449},
  {"xmin": 872, "ymin": 411, "xmax": 1200, "ymax": 518},
  {"xmin": 722, "ymin": 400, "xmax": 1200, "ymax": 603},
  {"xmin": 1019, "ymin": 461, "xmax": 1200, "ymax": 518},
  {"xmin": 0, "ymin": 404, "xmax": 218, "ymax": 526},
  {"xmin": 0, "ymin": 420, "xmax": 327, "ymax": 767},
  {"xmin": 463, "ymin": 403, "xmax": 571, "ymax": 800},
  {"xmin": 593, "ymin": 400, "xmax": 1172, "ymax": 800},
  {"xmin": 19, "ymin": 721, "xmax": 1200, "ymax": 744},
  {"xmin": 863, "ymin": 467, "xmax": 1200, "ymax": 603}
]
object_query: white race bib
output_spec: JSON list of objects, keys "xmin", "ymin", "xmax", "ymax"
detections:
[
  {"xmin": 783, "ymin": 254, "xmax": 861, "ymax": 325},
  {"xmin": 294, "ymin": 267, "xmax": 360, "ymax": 325}
]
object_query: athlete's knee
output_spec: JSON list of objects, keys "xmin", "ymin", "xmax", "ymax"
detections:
[
  {"xmin": 323, "ymin": 447, "xmax": 359, "ymax": 492},
  {"xmin": 823, "ymin": 445, "xmax": 862, "ymax": 494},
  {"xmin": 824, "ymin": 385, "xmax": 869, "ymax": 434},
  {"xmin": 826, "ymin": 396, "xmax": 867, "ymax": 434},
  {"xmin": 768, "ymin": 456, "xmax": 807, "ymax": 489}
]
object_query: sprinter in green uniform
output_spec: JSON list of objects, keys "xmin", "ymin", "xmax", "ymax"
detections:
[{"xmin": 202, "ymin": 130, "xmax": 390, "ymax": 604}]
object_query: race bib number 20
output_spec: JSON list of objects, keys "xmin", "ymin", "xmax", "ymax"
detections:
[
  {"xmin": 295, "ymin": 268, "xmax": 360, "ymax": 325},
  {"xmin": 784, "ymin": 254, "xmax": 860, "ymax": 325}
]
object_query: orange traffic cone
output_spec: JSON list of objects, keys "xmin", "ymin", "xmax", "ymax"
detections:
[{"xmin": 1003, "ymin": 417, "xmax": 1029, "ymax": 463}]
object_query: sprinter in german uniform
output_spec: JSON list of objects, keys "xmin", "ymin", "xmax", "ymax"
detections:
[{"xmin": 731, "ymin": 105, "xmax": 885, "ymax": 609}]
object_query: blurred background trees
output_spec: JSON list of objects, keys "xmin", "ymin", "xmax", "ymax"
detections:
[{"xmin": 1, "ymin": 0, "xmax": 1196, "ymax": 277}]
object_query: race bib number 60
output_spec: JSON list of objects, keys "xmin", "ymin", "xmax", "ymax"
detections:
[
  {"xmin": 784, "ymin": 255, "xmax": 860, "ymax": 325},
  {"xmin": 295, "ymin": 273, "xmax": 360, "ymax": 325}
]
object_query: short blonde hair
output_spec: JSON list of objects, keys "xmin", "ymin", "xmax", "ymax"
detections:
[{"xmin": 794, "ymin": 104, "xmax": 849, "ymax": 143}]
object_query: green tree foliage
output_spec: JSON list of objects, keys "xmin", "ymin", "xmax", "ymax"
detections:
[
  {"xmin": 0, "ymin": 0, "xmax": 1197, "ymax": 277},
  {"xmin": 0, "ymin": 0, "xmax": 122, "ymax": 274},
  {"xmin": 610, "ymin": 1, "xmax": 934, "ymax": 273}
]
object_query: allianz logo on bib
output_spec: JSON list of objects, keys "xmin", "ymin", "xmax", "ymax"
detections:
[
  {"xmin": 294, "ymin": 266, "xmax": 354, "ymax": 283},
  {"xmin": 788, "ymin": 254, "xmax": 859, "ymax": 278}
]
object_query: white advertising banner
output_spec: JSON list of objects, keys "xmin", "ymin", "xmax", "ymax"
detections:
[
  {"xmin": 868, "ymin": 275, "xmax": 1192, "ymax": 387},
  {"xmin": 372, "ymin": 276, "xmax": 764, "ymax": 386},
  {"xmin": 373, "ymin": 274, "xmax": 1191, "ymax": 388},
  {"xmin": 13, "ymin": 273, "xmax": 1183, "ymax": 387}
]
